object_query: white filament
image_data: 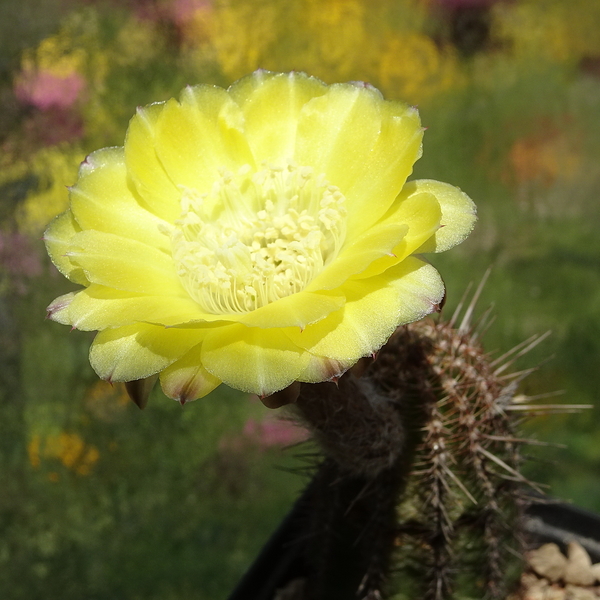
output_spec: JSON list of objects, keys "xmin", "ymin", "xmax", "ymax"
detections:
[{"xmin": 171, "ymin": 162, "xmax": 347, "ymax": 314}]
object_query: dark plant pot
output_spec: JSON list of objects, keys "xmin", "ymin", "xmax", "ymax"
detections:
[
  {"xmin": 524, "ymin": 497, "xmax": 600, "ymax": 563},
  {"xmin": 227, "ymin": 488, "xmax": 600, "ymax": 600}
]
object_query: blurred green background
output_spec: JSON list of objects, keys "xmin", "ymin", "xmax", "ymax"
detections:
[{"xmin": 1, "ymin": 0, "xmax": 599, "ymax": 597}]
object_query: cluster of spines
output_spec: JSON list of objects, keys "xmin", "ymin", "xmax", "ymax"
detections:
[
  {"xmin": 290, "ymin": 275, "xmax": 578, "ymax": 600},
  {"xmin": 379, "ymin": 317, "xmax": 527, "ymax": 599}
]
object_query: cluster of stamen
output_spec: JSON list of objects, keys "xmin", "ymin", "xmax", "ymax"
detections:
[{"xmin": 170, "ymin": 163, "xmax": 347, "ymax": 314}]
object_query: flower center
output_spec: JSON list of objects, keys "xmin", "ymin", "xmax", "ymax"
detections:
[{"xmin": 171, "ymin": 163, "xmax": 347, "ymax": 314}]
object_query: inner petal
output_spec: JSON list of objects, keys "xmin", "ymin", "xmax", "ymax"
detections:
[{"xmin": 171, "ymin": 162, "xmax": 347, "ymax": 314}]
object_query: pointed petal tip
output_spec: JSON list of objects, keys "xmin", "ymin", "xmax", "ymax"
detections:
[
  {"xmin": 435, "ymin": 290, "xmax": 447, "ymax": 313},
  {"xmin": 125, "ymin": 375, "xmax": 158, "ymax": 410}
]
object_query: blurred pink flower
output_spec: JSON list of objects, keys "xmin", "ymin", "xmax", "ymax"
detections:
[
  {"xmin": 243, "ymin": 417, "xmax": 309, "ymax": 449},
  {"xmin": 169, "ymin": 0, "xmax": 213, "ymax": 26},
  {"xmin": 220, "ymin": 416, "xmax": 308, "ymax": 453},
  {"xmin": 131, "ymin": 0, "xmax": 212, "ymax": 27},
  {"xmin": 435, "ymin": 0, "xmax": 500, "ymax": 7},
  {"xmin": 14, "ymin": 69, "xmax": 85, "ymax": 111}
]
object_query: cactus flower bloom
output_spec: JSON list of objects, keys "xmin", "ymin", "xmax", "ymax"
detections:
[{"xmin": 45, "ymin": 71, "xmax": 476, "ymax": 403}]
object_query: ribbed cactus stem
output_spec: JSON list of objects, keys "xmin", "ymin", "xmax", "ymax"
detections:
[
  {"xmin": 286, "ymin": 296, "xmax": 551, "ymax": 599},
  {"xmin": 293, "ymin": 372, "xmax": 430, "ymax": 599}
]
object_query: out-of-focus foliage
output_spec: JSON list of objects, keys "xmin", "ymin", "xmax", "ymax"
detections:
[{"xmin": 1, "ymin": 0, "xmax": 600, "ymax": 597}]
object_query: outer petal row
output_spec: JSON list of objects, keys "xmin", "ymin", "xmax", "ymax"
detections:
[
  {"xmin": 200, "ymin": 323, "xmax": 311, "ymax": 396},
  {"xmin": 66, "ymin": 230, "xmax": 186, "ymax": 297},
  {"xmin": 411, "ymin": 180, "xmax": 477, "ymax": 253},
  {"xmin": 44, "ymin": 209, "xmax": 88, "ymax": 285},
  {"xmin": 47, "ymin": 283, "xmax": 346, "ymax": 332},
  {"xmin": 286, "ymin": 256, "xmax": 443, "ymax": 362},
  {"xmin": 89, "ymin": 323, "xmax": 207, "ymax": 382},
  {"xmin": 350, "ymin": 179, "xmax": 475, "ymax": 282},
  {"xmin": 47, "ymin": 285, "xmax": 210, "ymax": 331},
  {"xmin": 81, "ymin": 256, "xmax": 441, "ymax": 400},
  {"xmin": 159, "ymin": 345, "xmax": 221, "ymax": 405}
]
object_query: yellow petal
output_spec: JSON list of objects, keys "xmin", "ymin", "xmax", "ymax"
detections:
[
  {"xmin": 160, "ymin": 344, "xmax": 221, "ymax": 403},
  {"xmin": 237, "ymin": 290, "xmax": 345, "ymax": 328},
  {"xmin": 70, "ymin": 147, "xmax": 172, "ymax": 252},
  {"xmin": 124, "ymin": 102, "xmax": 181, "ymax": 222},
  {"xmin": 344, "ymin": 104, "xmax": 424, "ymax": 239},
  {"xmin": 66, "ymin": 230, "xmax": 185, "ymax": 296},
  {"xmin": 285, "ymin": 257, "xmax": 443, "ymax": 361},
  {"xmin": 229, "ymin": 70, "xmax": 327, "ymax": 164},
  {"xmin": 201, "ymin": 323, "xmax": 310, "ymax": 396},
  {"xmin": 54, "ymin": 284, "xmax": 344, "ymax": 332},
  {"xmin": 296, "ymin": 354, "xmax": 354, "ymax": 383},
  {"xmin": 154, "ymin": 85, "xmax": 254, "ymax": 195},
  {"xmin": 48, "ymin": 284, "xmax": 211, "ymax": 331},
  {"xmin": 43, "ymin": 209, "xmax": 88, "ymax": 285},
  {"xmin": 351, "ymin": 186, "xmax": 442, "ymax": 281},
  {"xmin": 47, "ymin": 291, "xmax": 77, "ymax": 325},
  {"xmin": 295, "ymin": 84, "xmax": 423, "ymax": 238},
  {"xmin": 295, "ymin": 83, "xmax": 382, "ymax": 202},
  {"xmin": 305, "ymin": 222, "xmax": 409, "ymax": 292},
  {"xmin": 89, "ymin": 323, "xmax": 206, "ymax": 382},
  {"xmin": 408, "ymin": 180, "xmax": 477, "ymax": 253}
]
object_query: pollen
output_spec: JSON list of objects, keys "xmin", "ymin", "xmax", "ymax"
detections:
[{"xmin": 170, "ymin": 162, "xmax": 347, "ymax": 314}]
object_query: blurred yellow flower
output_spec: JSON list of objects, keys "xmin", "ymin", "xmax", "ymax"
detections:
[
  {"xmin": 15, "ymin": 146, "xmax": 83, "ymax": 235},
  {"xmin": 302, "ymin": 0, "xmax": 367, "ymax": 79},
  {"xmin": 84, "ymin": 380, "xmax": 131, "ymax": 422},
  {"xmin": 27, "ymin": 432, "xmax": 100, "ymax": 477},
  {"xmin": 45, "ymin": 71, "xmax": 476, "ymax": 403},
  {"xmin": 492, "ymin": 0, "xmax": 600, "ymax": 64},
  {"xmin": 112, "ymin": 17, "xmax": 163, "ymax": 67},
  {"xmin": 20, "ymin": 34, "xmax": 87, "ymax": 79},
  {"xmin": 379, "ymin": 33, "xmax": 464, "ymax": 104},
  {"xmin": 16, "ymin": 11, "xmax": 109, "ymax": 97},
  {"xmin": 210, "ymin": 2, "xmax": 279, "ymax": 78},
  {"xmin": 14, "ymin": 34, "xmax": 87, "ymax": 111}
]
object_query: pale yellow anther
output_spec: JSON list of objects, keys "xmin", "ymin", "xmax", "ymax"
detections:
[{"xmin": 171, "ymin": 162, "xmax": 347, "ymax": 314}]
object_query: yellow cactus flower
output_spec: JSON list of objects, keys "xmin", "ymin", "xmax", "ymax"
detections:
[
  {"xmin": 27, "ymin": 432, "xmax": 100, "ymax": 476},
  {"xmin": 45, "ymin": 71, "xmax": 476, "ymax": 403},
  {"xmin": 16, "ymin": 146, "xmax": 83, "ymax": 235},
  {"xmin": 379, "ymin": 33, "xmax": 464, "ymax": 104},
  {"xmin": 302, "ymin": 0, "xmax": 367, "ymax": 79},
  {"xmin": 210, "ymin": 3, "xmax": 279, "ymax": 79}
]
